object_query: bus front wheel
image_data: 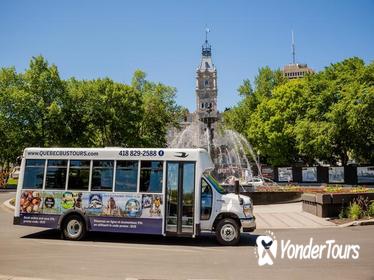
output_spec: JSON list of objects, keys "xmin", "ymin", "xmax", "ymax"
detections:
[
  {"xmin": 216, "ymin": 218, "xmax": 240, "ymax": 246},
  {"xmin": 62, "ymin": 214, "xmax": 86, "ymax": 241}
]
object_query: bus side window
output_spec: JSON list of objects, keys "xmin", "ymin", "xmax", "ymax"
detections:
[
  {"xmin": 45, "ymin": 160, "xmax": 68, "ymax": 190},
  {"xmin": 115, "ymin": 161, "xmax": 138, "ymax": 192},
  {"xmin": 91, "ymin": 160, "xmax": 114, "ymax": 191},
  {"xmin": 139, "ymin": 161, "xmax": 163, "ymax": 193},
  {"xmin": 68, "ymin": 160, "xmax": 90, "ymax": 191},
  {"xmin": 200, "ymin": 179, "xmax": 212, "ymax": 220},
  {"xmin": 23, "ymin": 159, "xmax": 45, "ymax": 189}
]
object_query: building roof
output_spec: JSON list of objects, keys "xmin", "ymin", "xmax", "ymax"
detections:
[
  {"xmin": 283, "ymin": 63, "xmax": 314, "ymax": 79},
  {"xmin": 283, "ymin": 63, "xmax": 314, "ymax": 72},
  {"xmin": 197, "ymin": 39, "xmax": 216, "ymax": 72}
]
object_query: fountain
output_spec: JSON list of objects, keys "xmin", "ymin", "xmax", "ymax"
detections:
[{"xmin": 169, "ymin": 105, "xmax": 262, "ymax": 186}]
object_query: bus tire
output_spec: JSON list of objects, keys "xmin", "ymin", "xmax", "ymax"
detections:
[
  {"xmin": 216, "ymin": 218, "xmax": 240, "ymax": 246},
  {"xmin": 62, "ymin": 214, "xmax": 86, "ymax": 241}
]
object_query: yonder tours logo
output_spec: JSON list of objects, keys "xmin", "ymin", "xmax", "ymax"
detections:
[
  {"xmin": 255, "ymin": 231, "xmax": 360, "ymax": 266},
  {"xmin": 256, "ymin": 231, "xmax": 278, "ymax": 266}
]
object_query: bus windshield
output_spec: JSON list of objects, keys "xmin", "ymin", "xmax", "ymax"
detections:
[{"xmin": 205, "ymin": 174, "xmax": 227, "ymax": 194}]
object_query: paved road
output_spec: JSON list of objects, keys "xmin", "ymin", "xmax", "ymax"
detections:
[
  {"xmin": 255, "ymin": 202, "xmax": 336, "ymax": 229},
  {"xmin": 1, "ymin": 192, "xmax": 373, "ymax": 280}
]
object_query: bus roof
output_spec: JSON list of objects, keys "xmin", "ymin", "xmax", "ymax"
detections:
[{"xmin": 23, "ymin": 147, "xmax": 214, "ymax": 169}]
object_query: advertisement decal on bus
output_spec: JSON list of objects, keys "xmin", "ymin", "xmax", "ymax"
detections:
[{"xmin": 19, "ymin": 190, "xmax": 163, "ymax": 234}]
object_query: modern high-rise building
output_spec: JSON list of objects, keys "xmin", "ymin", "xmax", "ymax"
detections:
[
  {"xmin": 282, "ymin": 31, "xmax": 314, "ymax": 79},
  {"xmin": 283, "ymin": 63, "xmax": 314, "ymax": 79}
]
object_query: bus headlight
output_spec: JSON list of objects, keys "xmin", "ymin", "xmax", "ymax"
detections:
[{"xmin": 243, "ymin": 203, "xmax": 252, "ymax": 217}]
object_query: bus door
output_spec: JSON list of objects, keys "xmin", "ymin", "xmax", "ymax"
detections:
[{"xmin": 165, "ymin": 162, "xmax": 195, "ymax": 235}]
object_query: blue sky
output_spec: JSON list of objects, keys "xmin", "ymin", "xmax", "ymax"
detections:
[{"xmin": 1, "ymin": 0, "xmax": 373, "ymax": 111}]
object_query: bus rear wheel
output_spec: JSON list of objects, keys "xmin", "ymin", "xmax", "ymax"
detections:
[
  {"xmin": 62, "ymin": 215, "xmax": 86, "ymax": 241},
  {"xmin": 216, "ymin": 218, "xmax": 240, "ymax": 246}
]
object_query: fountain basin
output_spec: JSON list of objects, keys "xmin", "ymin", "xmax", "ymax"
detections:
[
  {"xmin": 246, "ymin": 191, "xmax": 302, "ymax": 205},
  {"xmin": 222, "ymin": 185, "xmax": 302, "ymax": 205}
]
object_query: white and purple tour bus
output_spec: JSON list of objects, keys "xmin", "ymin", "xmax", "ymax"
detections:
[{"xmin": 13, "ymin": 147, "xmax": 256, "ymax": 245}]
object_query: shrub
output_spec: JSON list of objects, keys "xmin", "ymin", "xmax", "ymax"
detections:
[
  {"xmin": 368, "ymin": 201, "xmax": 374, "ymax": 217},
  {"xmin": 353, "ymin": 196, "xmax": 370, "ymax": 216},
  {"xmin": 351, "ymin": 187, "xmax": 369, "ymax": 193},
  {"xmin": 338, "ymin": 207, "xmax": 347, "ymax": 219},
  {"xmin": 325, "ymin": 185, "xmax": 343, "ymax": 193},
  {"xmin": 347, "ymin": 202, "xmax": 362, "ymax": 220}
]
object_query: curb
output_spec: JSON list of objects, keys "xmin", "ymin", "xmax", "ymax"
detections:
[
  {"xmin": 338, "ymin": 219, "xmax": 374, "ymax": 228},
  {"xmin": 2, "ymin": 198, "xmax": 15, "ymax": 211},
  {"xmin": 0, "ymin": 189, "xmax": 16, "ymax": 192},
  {"xmin": 0, "ymin": 274, "xmax": 48, "ymax": 280}
]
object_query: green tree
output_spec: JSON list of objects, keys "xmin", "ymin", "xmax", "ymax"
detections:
[
  {"xmin": 225, "ymin": 57, "xmax": 374, "ymax": 166},
  {"xmin": 296, "ymin": 57, "xmax": 373, "ymax": 165},
  {"xmin": 63, "ymin": 78, "xmax": 144, "ymax": 147},
  {"xmin": 0, "ymin": 56, "xmax": 66, "ymax": 164},
  {"xmin": 237, "ymin": 79, "xmax": 253, "ymax": 97},
  {"xmin": 0, "ymin": 57, "xmax": 182, "ymax": 165},
  {"xmin": 224, "ymin": 66, "xmax": 288, "ymax": 163},
  {"xmin": 247, "ymin": 79, "xmax": 307, "ymax": 165},
  {"xmin": 134, "ymin": 70, "xmax": 183, "ymax": 147},
  {"xmin": 23, "ymin": 56, "xmax": 66, "ymax": 147},
  {"xmin": 254, "ymin": 66, "xmax": 287, "ymax": 99}
]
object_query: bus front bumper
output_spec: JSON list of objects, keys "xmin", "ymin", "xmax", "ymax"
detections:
[{"xmin": 240, "ymin": 216, "xmax": 256, "ymax": 232}]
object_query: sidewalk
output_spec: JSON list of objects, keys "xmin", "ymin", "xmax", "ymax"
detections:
[
  {"xmin": 255, "ymin": 202, "xmax": 336, "ymax": 229},
  {"xmin": 0, "ymin": 275, "xmax": 48, "ymax": 280}
]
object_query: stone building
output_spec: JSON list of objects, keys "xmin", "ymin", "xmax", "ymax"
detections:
[
  {"xmin": 195, "ymin": 37, "xmax": 219, "ymax": 125},
  {"xmin": 167, "ymin": 35, "xmax": 220, "ymax": 145}
]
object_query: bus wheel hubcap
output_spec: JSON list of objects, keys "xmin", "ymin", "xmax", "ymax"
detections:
[
  {"xmin": 221, "ymin": 224, "xmax": 236, "ymax": 242},
  {"xmin": 67, "ymin": 220, "xmax": 81, "ymax": 237}
]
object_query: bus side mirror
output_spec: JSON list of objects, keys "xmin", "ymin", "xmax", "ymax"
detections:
[
  {"xmin": 234, "ymin": 180, "xmax": 243, "ymax": 205},
  {"xmin": 234, "ymin": 180, "xmax": 240, "ymax": 195}
]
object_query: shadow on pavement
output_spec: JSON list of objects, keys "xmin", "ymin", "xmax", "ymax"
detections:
[{"xmin": 22, "ymin": 229, "xmax": 260, "ymax": 247}]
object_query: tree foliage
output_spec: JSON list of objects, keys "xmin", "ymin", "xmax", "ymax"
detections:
[
  {"xmin": 0, "ymin": 56, "xmax": 182, "ymax": 164},
  {"xmin": 224, "ymin": 58, "xmax": 374, "ymax": 166}
]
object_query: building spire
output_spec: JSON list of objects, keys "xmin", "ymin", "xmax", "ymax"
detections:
[
  {"xmin": 292, "ymin": 30, "xmax": 296, "ymax": 64},
  {"xmin": 202, "ymin": 27, "xmax": 211, "ymax": 57}
]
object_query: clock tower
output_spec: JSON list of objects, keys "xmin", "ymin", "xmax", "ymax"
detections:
[
  {"xmin": 166, "ymin": 30, "xmax": 220, "ymax": 148},
  {"xmin": 195, "ymin": 33, "xmax": 218, "ymax": 123}
]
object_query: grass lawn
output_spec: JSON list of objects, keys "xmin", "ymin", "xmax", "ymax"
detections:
[{"xmin": 7, "ymin": 178, "xmax": 18, "ymax": 185}]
